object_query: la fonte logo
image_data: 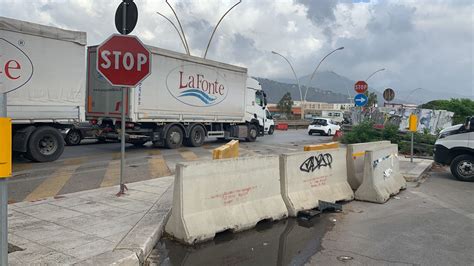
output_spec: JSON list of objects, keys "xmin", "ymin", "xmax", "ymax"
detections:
[{"xmin": 167, "ymin": 65, "xmax": 227, "ymax": 107}]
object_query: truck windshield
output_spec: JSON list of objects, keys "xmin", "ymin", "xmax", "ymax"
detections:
[{"xmin": 255, "ymin": 91, "xmax": 264, "ymax": 106}]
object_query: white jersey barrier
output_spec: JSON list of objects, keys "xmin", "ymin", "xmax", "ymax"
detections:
[
  {"xmin": 346, "ymin": 141, "xmax": 391, "ymax": 190},
  {"xmin": 354, "ymin": 144, "xmax": 407, "ymax": 203},
  {"xmin": 280, "ymin": 148, "xmax": 354, "ymax": 217},
  {"xmin": 165, "ymin": 155, "xmax": 288, "ymax": 244}
]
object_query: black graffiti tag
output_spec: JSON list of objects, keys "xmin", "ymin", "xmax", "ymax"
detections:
[{"xmin": 300, "ymin": 153, "xmax": 333, "ymax": 173}]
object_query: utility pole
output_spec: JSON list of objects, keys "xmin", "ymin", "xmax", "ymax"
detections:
[{"xmin": 0, "ymin": 92, "xmax": 9, "ymax": 266}]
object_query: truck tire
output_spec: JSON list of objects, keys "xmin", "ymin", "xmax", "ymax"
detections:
[
  {"xmin": 187, "ymin": 126, "xmax": 205, "ymax": 147},
  {"xmin": 26, "ymin": 126, "xmax": 65, "ymax": 162},
  {"xmin": 165, "ymin": 125, "xmax": 183, "ymax": 149},
  {"xmin": 268, "ymin": 126, "xmax": 274, "ymax": 135},
  {"xmin": 246, "ymin": 124, "xmax": 258, "ymax": 142},
  {"xmin": 65, "ymin": 130, "xmax": 82, "ymax": 146},
  {"xmin": 450, "ymin": 154, "xmax": 473, "ymax": 182}
]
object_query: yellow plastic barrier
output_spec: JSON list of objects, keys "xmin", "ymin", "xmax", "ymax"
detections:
[
  {"xmin": 212, "ymin": 140, "xmax": 239, "ymax": 159},
  {"xmin": 304, "ymin": 142, "xmax": 339, "ymax": 151},
  {"xmin": 0, "ymin": 118, "xmax": 12, "ymax": 178}
]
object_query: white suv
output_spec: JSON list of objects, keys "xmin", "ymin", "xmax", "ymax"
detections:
[{"xmin": 308, "ymin": 118, "xmax": 341, "ymax": 136}]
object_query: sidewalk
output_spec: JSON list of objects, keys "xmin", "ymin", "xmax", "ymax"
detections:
[
  {"xmin": 399, "ymin": 156, "xmax": 433, "ymax": 182},
  {"xmin": 7, "ymin": 176, "xmax": 174, "ymax": 265}
]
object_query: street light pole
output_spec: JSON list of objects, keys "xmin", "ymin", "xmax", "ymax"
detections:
[
  {"xmin": 366, "ymin": 68, "xmax": 385, "ymax": 82},
  {"xmin": 303, "ymin": 47, "xmax": 344, "ymax": 118},
  {"xmin": 404, "ymin": 88, "xmax": 423, "ymax": 106},
  {"xmin": 271, "ymin": 51, "xmax": 303, "ymax": 119}
]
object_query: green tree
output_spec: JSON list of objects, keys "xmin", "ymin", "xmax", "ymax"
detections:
[
  {"xmin": 364, "ymin": 91, "xmax": 378, "ymax": 107},
  {"xmin": 420, "ymin": 98, "xmax": 474, "ymax": 124},
  {"xmin": 277, "ymin": 92, "xmax": 293, "ymax": 118}
]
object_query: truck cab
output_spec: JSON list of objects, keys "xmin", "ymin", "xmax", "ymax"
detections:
[
  {"xmin": 434, "ymin": 117, "xmax": 474, "ymax": 181},
  {"xmin": 245, "ymin": 78, "xmax": 271, "ymax": 136}
]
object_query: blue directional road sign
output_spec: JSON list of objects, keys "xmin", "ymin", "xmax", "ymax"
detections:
[{"xmin": 354, "ymin": 93, "xmax": 368, "ymax": 107}]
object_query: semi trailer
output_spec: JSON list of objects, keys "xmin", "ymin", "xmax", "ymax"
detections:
[
  {"xmin": 1, "ymin": 16, "xmax": 86, "ymax": 162},
  {"xmin": 86, "ymin": 45, "xmax": 272, "ymax": 148}
]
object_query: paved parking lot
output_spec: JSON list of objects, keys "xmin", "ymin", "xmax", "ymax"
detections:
[{"xmin": 8, "ymin": 130, "xmax": 330, "ymax": 203}]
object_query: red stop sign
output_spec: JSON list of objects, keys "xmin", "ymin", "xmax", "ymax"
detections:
[
  {"xmin": 97, "ymin": 34, "xmax": 151, "ymax": 87},
  {"xmin": 354, "ymin": 80, "xmax": 368, "ymax": 93}
]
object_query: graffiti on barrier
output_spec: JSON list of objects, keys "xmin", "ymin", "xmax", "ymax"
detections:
[{"xmin": 300, "ymin": 153, "xmax": 333, "ymax": 173}]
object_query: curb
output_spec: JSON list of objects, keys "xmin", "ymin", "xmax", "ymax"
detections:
[
  {"xmin": 402, "ymin": 160, "xmax": 434, "ymax": 182},
  {"xmin": 80, "ymin": 184, "xmax": 174, "ymax": 265}
]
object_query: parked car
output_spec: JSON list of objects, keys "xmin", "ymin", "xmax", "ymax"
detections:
[
  {"xmin": 307, "ymin": 118, "xmax": 341, "ymax": 136},
  {"xmin": 434, "ymin": 116, "xmax": 474, "ymax": 182}
]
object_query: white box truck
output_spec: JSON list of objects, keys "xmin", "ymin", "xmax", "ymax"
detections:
[
  {"xmin": 86, "ymin": 45, "xmax": 272, "ymax": 148},
  {"xmin": 1, "ymin": 17, "xmax": 86, "ymax": 162}
]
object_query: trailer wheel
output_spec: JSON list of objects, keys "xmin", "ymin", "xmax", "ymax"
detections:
[
  {"xmin": 65, "ymin": 130, "xmax": 82, "ymax": 146},
  {"xmin": 165, "ymin": 125, "xmax": 183, "ymax": 149},
  {"xmin": 246, "ymin": 124, "xmax": 258, "ymax": 142},
  {"xmin": 26, "ymin": 126, "xmax": 64, "ymax": 162},
  {"xmin": 188, "ymin": 126, "xmax": 205, "ymax": 147}
]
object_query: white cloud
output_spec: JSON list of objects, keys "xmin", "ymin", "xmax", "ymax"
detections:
[{"xmin": 0, "ymin": 0, "xmax": 472, "ymax": 96}]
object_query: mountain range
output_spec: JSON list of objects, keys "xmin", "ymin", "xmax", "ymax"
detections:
[{"xmin": 256, "ymin": 71, "xmax": 472, "ymax": 104}]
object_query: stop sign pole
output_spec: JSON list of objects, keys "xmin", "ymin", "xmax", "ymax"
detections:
[{"xmin": 97, "ymin": 0, "xmax": 151, "ymax": 195}]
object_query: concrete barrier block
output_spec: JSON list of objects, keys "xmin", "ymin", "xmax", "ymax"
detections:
[
  {"xmin": 165, "ymin": 155, "xmax": 288, "ymax": 244},
  {"xmin": 212, "ymin": 140, "xmax": 239, "ymax": 159},
  {"xmin": 304, "ymin": 142, "xmax": 339, "ymax": 151},
  {"xmin": 355, "ymin": 144, "xmax": 407, "ymax": 203},
  {"xmin": 346, "ymin": 141, "xmax": 391, "ymax": 190},
  {"xmin": 280, "ymin": 148, "xmax": 354, "ymax": 217}
]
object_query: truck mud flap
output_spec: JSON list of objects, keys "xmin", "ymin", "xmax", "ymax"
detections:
[{"xmin": 12, "ymin": 126, "xmax": 36, "ymax": 152}]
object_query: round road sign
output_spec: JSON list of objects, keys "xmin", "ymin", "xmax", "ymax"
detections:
[
  {"xmin": 354, "ymin": 80, "xmax": 368, "ymax": 94},
  {"xmin": 354, "ymin": 93, "xmax": 368, "ymax": 107},
  {"xmin": 96, "ymin": 34, "xmax": 151, "ymax": 87},
  {"xmin": 115, "ymin": 0, "xmax": 138, "ymax": 35},
  {"xmin": 383, "ymin": 88, "xmax": 395, "ymax": 102}
]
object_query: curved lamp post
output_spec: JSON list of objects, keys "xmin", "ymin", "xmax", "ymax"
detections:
[
  {"xmin": 404, "ymin": 87, "xmax": 423, "ymax": 106},
  {"xmin": 366, "ymin": 68, "xmax": 385, "ymax": 81},
  {"xmin": 271, "ymin": 51, "xmax": 303, "ymax": 118},
  {"xmin": 302, "ymin": 47, "xmax": 344, "ymax": 118}
]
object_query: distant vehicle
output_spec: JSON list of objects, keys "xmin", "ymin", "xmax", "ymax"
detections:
[
  {"xmin": 63, "ymin": 122, "xmax": 101, "ymax": 146},
  {"xmin": 321, "ymin": 110, "xmax": 344, "ymax": 123},
  {"xmin": 1, "ymin": 17, "xmax": 86, "ymax": 162},
  {"xmin": 434, "ymin": 116, "xmax": 473, "ymax": 182},
  {"xmin": 86, "ymin": 45, "xmax": 271, "ymax": 148},
  {"xmin": 307, "ymin": 118, "xmax": 340, "ymax": 136}
]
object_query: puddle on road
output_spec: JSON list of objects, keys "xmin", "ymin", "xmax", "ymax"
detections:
[{"xmin": 148, "ymin": 216, "xmax": 335, "ymax": 266}]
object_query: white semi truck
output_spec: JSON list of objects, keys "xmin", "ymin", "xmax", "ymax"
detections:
[
  {"xmin": 1, "ymin": 17, "xmax": 86, "ymax": 162},
  {"xmin": 86, "ymin": 45, "xmax": 272, "ymax": 148}
]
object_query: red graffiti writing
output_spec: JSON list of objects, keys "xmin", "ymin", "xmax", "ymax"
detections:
[
  {"xmin": 210, "ymin": 186, "xmax": 257, "ymax": 205},
  {"xmin": 303, "ymin": 175, "xmax": 328, "ymax": 188}
]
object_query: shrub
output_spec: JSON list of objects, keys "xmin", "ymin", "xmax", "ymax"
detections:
[{"xmin": 342, "ymin": 121, "xmax": 381, "ymax": 144}]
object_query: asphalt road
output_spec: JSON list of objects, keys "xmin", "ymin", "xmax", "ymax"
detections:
[
  {"xmin": 8, "ymin": 129, "xmax": 330, "ymax": 203},
  {"xmin": 309, "ymin": 165, "xmax": 474, "ymax": 266}
]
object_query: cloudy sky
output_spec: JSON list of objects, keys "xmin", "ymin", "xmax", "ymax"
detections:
[{"xmin": 1, "ymin": 0, "xmax": 473, "ymax": 97}]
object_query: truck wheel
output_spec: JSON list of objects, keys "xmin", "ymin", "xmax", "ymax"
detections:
[
  {"xmin": 65, "ymin": 130, "xmax": 82, "ymax": 146},
  {"xmin": 165, "ymin": 126, "xmax": 183, "ymax": 149},
  {"xmin": 188, "ymin": 126, "xmax": 205, "ymax": 147},
  {"xmin": 450, "ymin": 154, "xmax": 473, "ymax": 182},
  {"xmin": 26, "ymin": 126, "xmax": 64, "ymax": 162},
  {"xmin": 268, "ymin": 126, "xmax": 274, "ymax": 135},
  {"xmin": 246, "ymin": 124, "xmax": 258, "ymax": 142}
]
